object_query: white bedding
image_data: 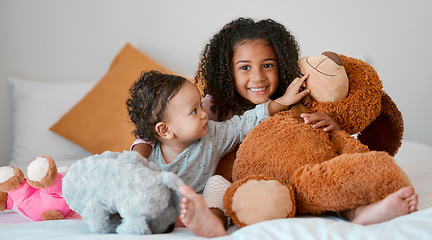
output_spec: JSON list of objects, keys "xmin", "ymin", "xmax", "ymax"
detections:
[{"xmin": 2, "ymin": 140, "xmax": 432, "ymax": 240}]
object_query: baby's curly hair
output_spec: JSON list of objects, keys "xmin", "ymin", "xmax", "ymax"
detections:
[
  {"xmin": 126, "ymin": 70, "xmax": 187, "ymax": 144},
  {"xmin": 196, "ymin": 17, "xmax": 301, "ymax": 121}
]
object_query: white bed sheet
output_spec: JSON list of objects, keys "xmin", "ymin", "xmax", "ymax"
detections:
[{"xmin": 1, "ymin": 140, "xmax": 432, "ymax": 240}]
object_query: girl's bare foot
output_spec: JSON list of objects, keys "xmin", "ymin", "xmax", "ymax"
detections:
[
  {"xmin": 345, "ymin": 186, "xmax": 418, "ymax": 225},
  {"xmin": 178, "ymin": 184, "xmax": 227, "ymax": 238}
]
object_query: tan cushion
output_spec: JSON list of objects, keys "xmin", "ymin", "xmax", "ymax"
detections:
[{"xmin": 50, "ymin": 43, "xmax": 188, "ymax": 154}]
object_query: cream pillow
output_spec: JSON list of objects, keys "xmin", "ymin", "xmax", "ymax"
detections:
[{"xmin": 9, "ymin": 77, "xmax": 93, "ymax": 171}]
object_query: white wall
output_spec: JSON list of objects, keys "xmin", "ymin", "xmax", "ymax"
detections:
[{"xmin": 1, "ymin": 0, "xmax": 431, "ymax": 166}]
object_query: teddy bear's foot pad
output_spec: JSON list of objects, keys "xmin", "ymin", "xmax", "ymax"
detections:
[{"xmin": 230, "ymin": 178, "xmax": 295, "ymax": 226}]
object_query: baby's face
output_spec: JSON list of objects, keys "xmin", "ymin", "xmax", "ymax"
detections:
[
  {"xmin": 164, "ymin": 81, "xmax": 209, "ymax": 143},
  {"xmin": 232, "ymin": 39, "xmax": 279, "ymax": 105}
]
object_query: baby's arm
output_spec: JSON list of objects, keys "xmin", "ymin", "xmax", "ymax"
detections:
[
  {"xmin": 300, "ymin": 112, "xmax": 341, "ymax": 132},
  {"xmin": 131, "ymin": 143, "xmax": 161, "ymax": 171},
  {"xmin": 132, "ymin": 143, "xmax": 152, "ymax": 158},
  {"xmin": 268, "ymin": 74, "xmax": 310, "ymax": 115}
]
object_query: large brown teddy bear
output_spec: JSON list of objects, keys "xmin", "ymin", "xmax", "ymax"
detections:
[{"xmin": 221, "ymin": 52, "xmax": 409, "ymax": 227}]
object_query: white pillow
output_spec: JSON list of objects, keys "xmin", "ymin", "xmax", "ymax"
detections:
[{"xmin": 9, "ymin": 77, "xmax": 94, "ymax": 171}]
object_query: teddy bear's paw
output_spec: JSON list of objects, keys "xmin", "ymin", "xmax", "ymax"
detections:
[
  {"xmin": 0, "ymin": 191, "xmax": 8, "ymax": 211},
  {"xmin": 0, "ymin": 166, "xmax": 25, "ymax": 192},
  {"xmin": 26, "ymin": 156, "xmax": 58, "ymax": 189},
  {"xmin": 41, "ymin": 209, "xmax": 64, "ymax": 221},
  {"xmin": 225, "ymin": 176, "xmax": 295, "ymax": 227}
]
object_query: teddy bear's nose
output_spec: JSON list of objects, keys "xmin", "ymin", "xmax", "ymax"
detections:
[{"xmin": 322, "ymin": 51, "xmax": 343, "ymax": 66}]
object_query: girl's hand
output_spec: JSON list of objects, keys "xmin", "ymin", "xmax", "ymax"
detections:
[
  {"xmin": 301, "ymin": 112, "xmax": 341, "ymax": 132},
  {"xmin": 275, "ymin": 74, "xmax": 310, "ymax": 107}
]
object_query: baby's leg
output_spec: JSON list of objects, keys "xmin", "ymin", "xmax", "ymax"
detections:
[
  {"xmin": 203, "ymin": 175, "xmax": 231, "ymax": 229},
  {"xmin": 178, "ymin": 184, "xmax": 227, "ymax": 238},
  {"xmin": 343, "ymin": 186, "xmax": 418, "ymax": 225}
]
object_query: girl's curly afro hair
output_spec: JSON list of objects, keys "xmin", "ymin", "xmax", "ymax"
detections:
[
  {"xmin": 196, "ymin": 17, "xmax": 301, "ymax": 121},
  {"xmin": 126, "ymin": 70, "xmax": 187, "ymax": 144}
]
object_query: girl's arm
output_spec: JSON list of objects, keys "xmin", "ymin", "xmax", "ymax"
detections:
[{"xmin": 268, "ymin": 74, "xmax": 310, "ymax": 116}]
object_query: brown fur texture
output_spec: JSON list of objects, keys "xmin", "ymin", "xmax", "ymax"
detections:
[
  {"xmin": 292, "ymin": 151, "xmax": 406, "ymax": 214},
  {"xmin": 221, "ymin": 54, "xmax": 406, "ymax": 227},
  {"xmin": 357, "ymin": 92, "xmax": 404, "ymax": 156},
  {"xmin": 0, "ymin": 191, "xmax": 8, "ymax": 211},
  {"xmin": 0, "ymin": 167, "xmax": 25, "ymax": 212},
  {"xmin": 41, "ymin": 209, "xmax": 64, "ymax": 221},
  {"xmin": 309, "ymin": 55, "xmax": 383, "ymax": 135}
]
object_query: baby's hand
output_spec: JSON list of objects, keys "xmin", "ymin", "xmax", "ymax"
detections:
[
  {"xmin": 301, "ymin": 112, "xmax": 341, "ymax": 132},
  {"xmin": 275, "ymin": 74, "xmax": 310, "ymax": 107}
]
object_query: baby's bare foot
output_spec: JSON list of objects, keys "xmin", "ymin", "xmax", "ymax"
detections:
[
  {"xmin": 178, "ymin": 184, "xmax": 227, "ymax": 238},
  {"xmin": 349, "ymin": 186, "xmax": 418, "ymax": 225}
]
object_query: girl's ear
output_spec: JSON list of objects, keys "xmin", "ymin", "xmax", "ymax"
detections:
[{"xmin": 155, "ymin": 122, "xmax": 174, "ymax": 139}]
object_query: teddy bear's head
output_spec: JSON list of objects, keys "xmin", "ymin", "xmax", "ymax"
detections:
[
  {"xmin": 298, "ymin": 51, "xmax": 349, "ymax": 103},
  {"xmin": 298, "ymin": 51, "xmax": 403, "ymax": 156},
  {"xmin": 299, "ymin": 52, "xmax": 382, "ymax": 134},
  {"xmin": 215, "ymin": 52, "xmax": 403, "ymax": 183}
]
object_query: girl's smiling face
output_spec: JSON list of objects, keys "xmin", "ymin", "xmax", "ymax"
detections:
[{"xmin": 232, "ymin": 39, "xmax": 279, "ymax": 105}]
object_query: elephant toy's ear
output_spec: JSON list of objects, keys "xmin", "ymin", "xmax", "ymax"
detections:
[{"xmin": 357, "ymin": 92, "xmax": 404, "ymax": 156}]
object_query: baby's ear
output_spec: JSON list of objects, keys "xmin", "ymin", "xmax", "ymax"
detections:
[{"xmin": 155, "ymin": 122, "xmax": 174, "ymax": 139}]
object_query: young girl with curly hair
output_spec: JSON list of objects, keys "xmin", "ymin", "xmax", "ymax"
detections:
[
  {"xmin": 183, "ymin": 17, "xmax": 416, "ymax": 235},
  {"xmin": 197, "ymin": 17, "xmax": 303, "ymax": 121},
  {"xmin": 130, "ymin": 18, "xmax": 340, "ymax": 237}
]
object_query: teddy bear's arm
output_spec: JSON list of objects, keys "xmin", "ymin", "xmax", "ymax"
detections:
[{"xmin": 331, "ymin": 130, "xmax": 369, "ymax": 155}]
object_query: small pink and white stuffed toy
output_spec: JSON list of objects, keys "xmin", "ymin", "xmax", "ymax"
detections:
[{"xmin": 0, "ymin": 156, "xmax": 75, "ymax": 221}]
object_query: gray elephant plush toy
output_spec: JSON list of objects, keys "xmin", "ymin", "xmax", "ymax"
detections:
[{"xmin": 63, "ymin": 151, "xmax": 184, "ymax": 235}]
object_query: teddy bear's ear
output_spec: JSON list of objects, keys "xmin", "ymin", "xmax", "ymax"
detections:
[
  {"xmin": 357, "ymin": 92, "xmax": 403, "ymax": 156},
  {"xmin": 311, "ymin": 55, "xmax": 383, "ymax": 135}
]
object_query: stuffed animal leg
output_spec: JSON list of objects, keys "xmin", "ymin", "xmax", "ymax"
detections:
[
  {"xmin": 0, "ymin": 156, "xmax": 72, "ymax": 221},
  {"xmin": 225, "ymin": 151, "xmax": 409, "ymax": 227},
  {"xmin": 224, "ymin": 175, "xmax": 295, "ymax": 227},
  {"xmin": 292, "ymin": 151, "xmax": 409, "ymax": 214},
  {"xmin": 288, "ymin": 130, "xmax": 410, "ymax": 214}
]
